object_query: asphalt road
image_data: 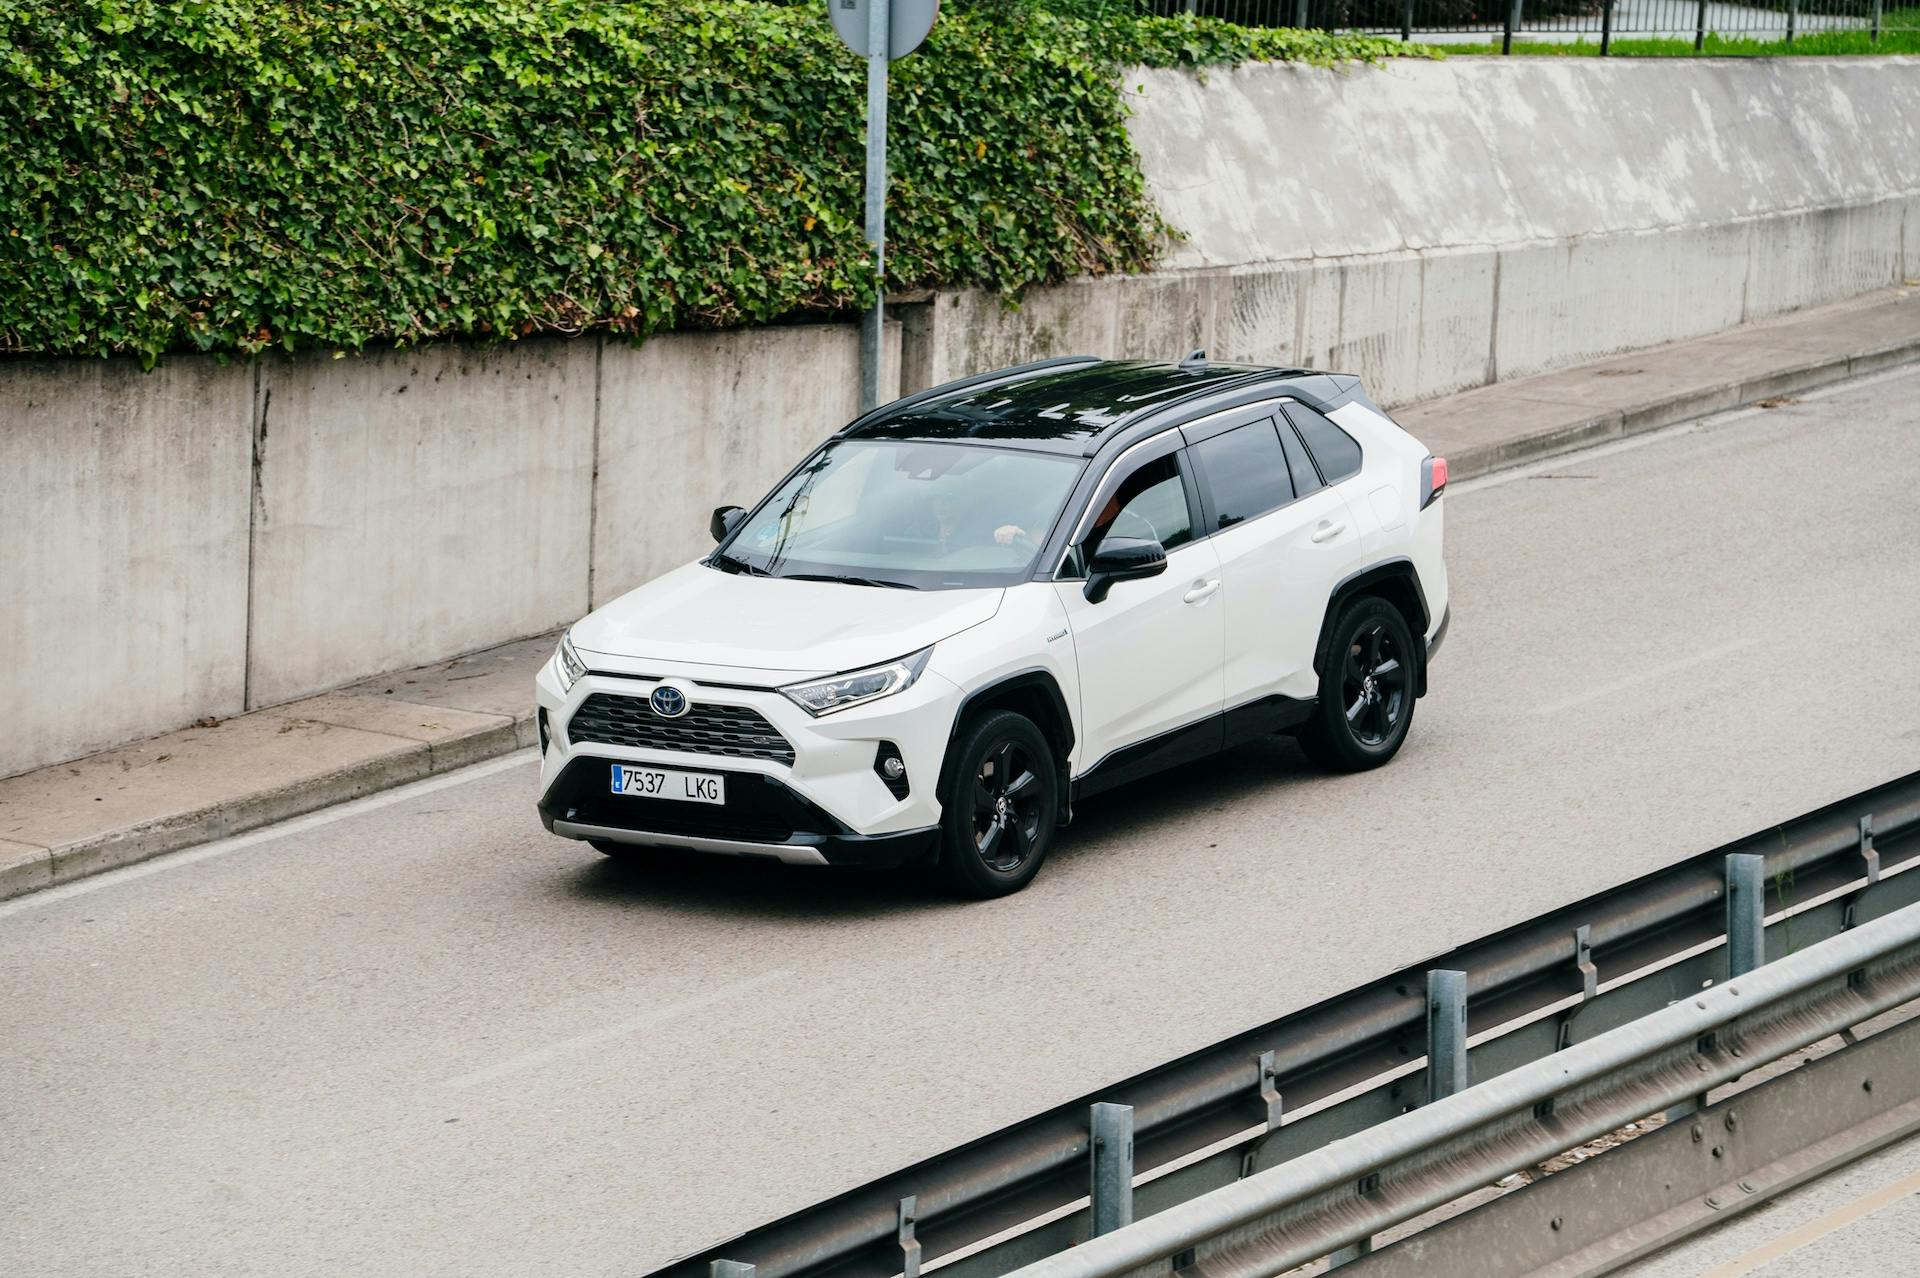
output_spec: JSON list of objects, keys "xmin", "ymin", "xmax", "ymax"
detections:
[{"xmin": 6, "ymin": 365, "xmax": 1920, "ymax": 1277}]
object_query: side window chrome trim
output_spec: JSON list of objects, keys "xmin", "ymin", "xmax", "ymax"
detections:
[{"xmin": 1050, "ymin": 397, "xmax": 1297, "ymax": 579}]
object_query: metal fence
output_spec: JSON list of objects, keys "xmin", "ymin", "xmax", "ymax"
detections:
[{"xmin": 1147, "ymin": 0, "xmax": 1919, "ymax": 51}]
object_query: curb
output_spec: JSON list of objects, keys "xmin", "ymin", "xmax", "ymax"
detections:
[
  {"xmin": 5, "ymin": 333, "xmax": 1918, "ymax": 905},
  {"xmin": 1448, "ymin": 338, "xmax": 1920, "ymax": 483},
  {"xmin": 1, "ymin": 715, "xmax": 536, "ymax": 903}
]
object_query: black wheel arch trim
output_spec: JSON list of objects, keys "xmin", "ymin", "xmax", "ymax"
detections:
[
  {"xmin": 940, "ymin": 668, "xmax": 1078, "ymax": 831},
  {"xmin": 1312, "ymin": 558, "xmax": 1433, "ymax": 695}
]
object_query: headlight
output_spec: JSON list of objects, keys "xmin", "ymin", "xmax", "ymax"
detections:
[
  {"xmin": 555, "ymin": 632, "xmax": 589, "ymax": 691},
  {"xmin": 780, "ymin": 648, "xmax": 933, "ymax": 716}
]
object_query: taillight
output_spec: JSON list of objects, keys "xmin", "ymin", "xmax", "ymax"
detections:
[{"xmin": 1420, "ymin": 455, "xmax": 1448, "ymax": 509}]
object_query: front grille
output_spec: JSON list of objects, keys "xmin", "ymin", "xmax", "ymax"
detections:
[{"xmin": 567, "ymin": 693, "xmax": 796, "ymax": 765}]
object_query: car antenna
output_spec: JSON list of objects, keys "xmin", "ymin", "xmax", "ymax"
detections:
[{"xmin": 1178, "ymin": 348, "xmax": 1207, "ymax": 370}]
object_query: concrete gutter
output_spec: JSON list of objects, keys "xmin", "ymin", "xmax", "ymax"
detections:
[{"xmin": 2, "ymin": 284, "xmax": 1917, "ymax": 903}]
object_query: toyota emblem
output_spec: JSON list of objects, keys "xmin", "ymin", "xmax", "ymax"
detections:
[{"xmin": 649, "ymin": 685, "xmax": 690, "ymax": 718}]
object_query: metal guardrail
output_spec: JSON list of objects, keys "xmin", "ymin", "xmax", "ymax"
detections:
[
  {"xmin": 664, "ymin": 771, "xmax": 1920, "ymax": 1274},
  {"xmin": 1146, "ymin": 0, "xmax": 1920, "ymax": 52},
  {"xmin": 663, "ymin": 772, "xmax": 1920, "ymax": 1278},
  {"xmin": 1010, "ymin": 897, "xmax": 1920, "ymax": 1278}
]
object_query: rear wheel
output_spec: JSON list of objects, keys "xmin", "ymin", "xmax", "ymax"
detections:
[
  {"xmin": 936, "ymin": 710, "xmax": 1060, "ymax": 898},
  {"xmin": 1299, "ymin": 596, "xmax": 1417, "ymax": 772}
]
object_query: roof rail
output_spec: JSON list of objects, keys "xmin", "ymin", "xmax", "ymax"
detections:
[{"xmin": 837, "ymin": 354, "xmax": 1103, "ymax": 435}]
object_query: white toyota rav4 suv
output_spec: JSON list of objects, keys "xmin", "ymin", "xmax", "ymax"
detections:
[{"xmin": 536, "ymin": 354, "xmax": 1449, "ymax": 896}]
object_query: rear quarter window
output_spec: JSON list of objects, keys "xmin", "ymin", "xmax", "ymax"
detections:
[{"xmin": 1283, "ymin": 403, "xmax": 1363, "ymax": 485}]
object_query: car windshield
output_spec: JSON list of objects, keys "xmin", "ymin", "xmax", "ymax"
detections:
[{"xmin": 717, "ymin": 440, "xmax": 1085, "ymax": 589}]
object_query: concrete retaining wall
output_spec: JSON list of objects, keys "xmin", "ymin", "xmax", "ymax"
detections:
[
  {"xmin": 916, "ymin": 58, "xmax": 1920, "ymax": 400},
  {"xmin": 0, "ymin": 326, "xmax": 896, "ymax": 777},
  {"xmin": 3, "ymin": 56, "xmax": 1916, "ymax": 777}
]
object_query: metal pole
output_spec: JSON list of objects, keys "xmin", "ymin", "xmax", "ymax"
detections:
[
  {"xmin": 1600, "ymin": 0, "xmax": 1613, "ymax": 53},
  {"xmin": 1427, "ymin": 969, "xmax": 1470, "ymax": 1103},
  {"xmin": 1340, "ymin": 970, "xmax": 1467, "ymax": 1268},
  {"xmin": 1503, "ymin": 0, "xmax": 1517, "ymax": 53},
  {"xmin": 1090, "ymin": 1103, "xmax": 1134, "ymax": 1237},
  {"xmin": 1294, "ymin": 0, "xmax": 1309, "ymax": 26},
  {"xmin": 1786, "ymin": 0, "xmax": 1798, "ymax": 42},
  {"xmin": 1872, "ymin": 0, "xmax": 1882, "ymax": 42},
  {"xmin": 1694, "ymin": 0, "xmax": 1707, "ymax": 51},
  {"xmin": 859, "ymin": 0, "xmax": 890, "ymax": 414},
  {"xmin": 1727, "ymin": 853, "xmax": 1767, "ymax": 979},
  {"xmin": 899, "ymin": 1197, "xmax": 922, "ymax": 1278},
  {"xmin": 1401, "ymin": 0, "xmax": 1413, "ymax": 41}
]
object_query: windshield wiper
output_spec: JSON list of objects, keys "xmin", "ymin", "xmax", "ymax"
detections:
[
  {"xmin": 780, "ymin": 572, "xmax": 920, "ymax": 590},
  {"xmin": 712, "ymin": 551, "xmax": 772, "ymax": 576}
]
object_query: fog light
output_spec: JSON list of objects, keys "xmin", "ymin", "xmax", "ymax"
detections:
[{"xmin": 873, "ymin": 742, "xmax": 910, "ymax": 799}]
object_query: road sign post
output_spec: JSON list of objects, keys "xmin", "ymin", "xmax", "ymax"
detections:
[
  {"xmin": 827, "ymin": 0, "xmax": 938, "ymax": 412},
  {"xmin": 861, "ymin": 0, "xmax": 889, "ymax": 414}
]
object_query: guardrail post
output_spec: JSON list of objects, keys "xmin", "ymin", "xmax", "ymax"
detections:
[
  {"xmin": 711, "ymin": 1262, "xmax": 754, "ymax": 1278},
  {"xmin": 1428, "ymin": 969, "xmax": 1470, "ymax": 1103},
  {"xmin": 1727, "ymin": 853, "xmax": 1767, "ymax": 980},
  {"xmin": 1694, "ymin": 0, "xmax": 1708, "ymax": 51},
  {"xmin": 898, "ymin": 1197, "xmax": 921, "ymax": 1278},
  {"xmin": 1600, "ymin": 0, "xmax": 1614, "ymax": 53},
  {"xmin": 1090, "ymin": 1103, "xmax": 1134, "ymax": 1237}
]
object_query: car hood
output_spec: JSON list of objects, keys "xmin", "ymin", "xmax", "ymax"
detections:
[{"xmin": 570, "ymin": 562, "xmax": 1004, "ymax": 678}]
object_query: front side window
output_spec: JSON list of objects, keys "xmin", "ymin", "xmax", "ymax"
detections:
[
  {"xmin": 1190, "ymin": 420, "xmax": 1294, "ymax": 531},
  {"xmin": 1086, "ymin": 454, "xmax": 1193, "ymax": 556},
  {"xmin": 718, "ymin": 440, "xmax": 1084, "ymax": 589},
  {"xmin": 1283, "ymin": 402, "xmax": 1363, "ymax": 485}
]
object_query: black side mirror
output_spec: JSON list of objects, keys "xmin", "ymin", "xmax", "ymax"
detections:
[
  {"xmin": 1084, "ymin": 536, "xmax": 1167, "ymax": 603},
  {"xmin": 710, "ymin": 505, "xmax": 746, "ymax": 543}
]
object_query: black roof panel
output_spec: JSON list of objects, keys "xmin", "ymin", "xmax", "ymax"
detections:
[{"xmin": 844, "ymin": 360, "xmax": 1287, "ymax": 453}]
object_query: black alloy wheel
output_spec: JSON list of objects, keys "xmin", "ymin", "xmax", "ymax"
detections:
[
  {"xmin": 938, "ymin": 710, "xmax": 1059, "ymax": 897},
  {"xmin": 1342, "ymin": 618, "xmax": 1409, "ymax": 747},
  {"xmin": 1300, "ymin": 595, "xmax": 1418, "ymax": 772}
]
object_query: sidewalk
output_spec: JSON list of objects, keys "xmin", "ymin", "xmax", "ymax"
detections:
[{"xmin": 3, "ymin": 283, "xmax": 1917, "ymax": 901}]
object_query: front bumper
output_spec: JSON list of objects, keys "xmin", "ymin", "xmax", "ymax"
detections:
[
  {"xmin": 534, "ymin": 653, "xmax": 959, "ymax": 867},
  {"xmin": 536, "ymin": 756, "xmax": 939, "ymax": 867}
]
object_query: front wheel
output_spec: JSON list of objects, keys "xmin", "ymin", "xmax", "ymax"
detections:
[
  {"xmin": 936, "ymin": 710, "xmax": 1060, "ymax": 898},
  {"xmin": 1299, "ymin": 596, "xmax": 1418, "ymax": 772}
]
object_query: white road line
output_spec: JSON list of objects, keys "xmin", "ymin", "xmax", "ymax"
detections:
[
  {"xmin": 0, "ymin": 749, "xmax": 540, "ymax": 919},
  {"xmin": 1700, "ymin": 1164, "xmax": 1920, "ymax": 1278},
  {"xmin": 444, "ymin": 969, "xmax": 794, "ymax": 1090},
  {"xmin": 1533, "ymin": 638, "xmax": 1758, "ymax": 717}
]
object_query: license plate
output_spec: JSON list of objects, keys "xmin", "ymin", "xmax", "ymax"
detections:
[{"xmin": 609, "ymin": 763, "xmax": 725, "ymax": 805}]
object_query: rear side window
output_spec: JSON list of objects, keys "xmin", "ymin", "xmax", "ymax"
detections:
[
  {"xmin": 1190, "ymin": 421, "xmax": 1293, "ymax": 531},
  {"xmin": 1283, "ymin": 403, "xmax": 1363, "ymax": 485}
]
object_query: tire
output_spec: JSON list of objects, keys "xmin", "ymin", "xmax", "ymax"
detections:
[
  {"xmin": 1299, "ymin": 595, "xmax": 1418, "ymax": 773},
  {"xmin": 935, "ymin": 710, "xmax": 1061, "ymax": 899}
]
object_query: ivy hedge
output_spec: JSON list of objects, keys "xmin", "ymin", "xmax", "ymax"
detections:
[{"xmin": 0, "ymin": 0, "xmax": 1423, "ymax": 362}]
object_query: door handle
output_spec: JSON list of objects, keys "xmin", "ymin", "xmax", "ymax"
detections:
[
  {"xmin": 1310, "ymin": 520, "xmax": 1348, "ymax": 544},
  {"xmin": 1183, "ymin": 578, "xmax": 1220, "ymax": 604}
]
